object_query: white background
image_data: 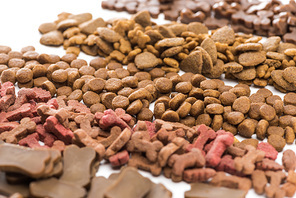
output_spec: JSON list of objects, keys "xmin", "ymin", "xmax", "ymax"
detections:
[{"xmin": 0, "ymin": 0, "xmax": 294, "ymax": 197}]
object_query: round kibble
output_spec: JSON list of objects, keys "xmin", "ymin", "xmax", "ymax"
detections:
[
  {"xmin": 241, "ymin": 139, "xmax": 259, "ymax": 148},
  {"xmin": 189, "ymin": 88, "xmax": 204, "ymax": 99},
  {"xmin": 196, "ymin": 114, "xmax": 212, "ymax": 126},
  {"xmin": 107, "ymin": 62, "xmax": 122, "ymax": 70},
  {"xmin": 16, "ymin": 68, "xmax": 33, "ymax": 84},
  {"xmin": 112, "ymin": 95, "xmax": 130, "ymax": 109},
  {"xmin": 268, "ymin": 134, "xmax": 286, "ymax": 152},
  {"xmin": 284, "ymin": 93, "xmax": 296, "ymax": 106},
  {"xmin": 155, "ymin": 77, "xmax": 173, "ymax": 93},
  {"xmin": 161, "ymin": 110, "xmax": 180, "ymax": 122},
  {"xmin": 118, "ymin": 87, "xmax": 134, "ymax": 97},
  {"xmin": 101, "ymin": 92, "xmax": 117, "ymax": 109},
  {"xmin": 285, "ymin": 126, "xmax": 295, "ymax": 144},
  {"xmin": 42, "ymin": 80, "xmax": 56, "ymax": 97},
  {"xmin": 232, "ymin": 96, "xmax": 251, "ymax": 114},
  {"xmin": 205, "ymin": 103, "xmax": 224, "ymax": 114},
  {"xmin": 284, "ymin": 105, "xmax": 296, "ymax": 116},
  {"xmin": 90, "ymin": 103, "xmax": 106, "ymax": 114},
  {"xmin": 94, "ymin": 68, "xmax": 108, "ymax": 80},
  {"xmin": 79, "ymin": 66, "xmax": 95, "ymax": 76},
  {"xmin": 175, "ymin": 82, "xmax": 192, "ymax": 94},
  {"xmin": 266, "ymin": 95, "xmax": 282, "ymax": 106},
  {"xmin": 88, "ymin": 78, "xmax": 105, "ymax": 93},
  {"xmin": 52, "ymin": 69, "xmax": 68, "ymax": 83},
  {"xmin": 223, "ymin": 122, "xmax": 237, "ymax": 135},
  {"xmin": 219, "ymin": 92, "xmax": 237, "ymax": 106},
  {"xmin": 200, "ymin": 79, "xmax": 218, "ymax": 90},
  {"xmin": 273, "ymin": 100, "xmax": 284, "ymax": 115},
  {"xmin": 83, "ymin": 91, "xmax": 100, "ymax": 106},
  {"xmin": 154, "ymin": 102, "xmax": 166, "ymax": 119},
  {"xmin": 259, "ymin": 104, "xmax": 276, "ymax": 121},
  {"xmin": 227, "ymin": 111, "xmax": 245, "ymax": 125},
  {"xmin": 70, "ymin": 59, "xmax": 87, "ymax": 69},
  {"xmin": 255, "ymin": 120, "xmax": 269, "ymax": 142},
  {"xmin": 180, "ymin": 116, "xmax": 196, "ymax": 127},
  {"xmin": 149, "ymin": 68, "xmax": 165, "ymax": 79},
  {"xmin": 238, "ymin": 119, "xmax": 256, "ymax": 138},
  {"xmin": 89, "ymin": 57, "xmax": 107, "ymax": 70},
  {"xmin": 126, "ymin": 99, "xmax": 143, "ymax": 115},
  {"xmin": 105, "ymin": 78, "xmax": 122, "ymax": 93},
  {"xmin": 190, "ymin": 100, "xmax": 204, "ymax": 117},
  {"xmin": 137, "ymin": 108, "xmax": 154, "ymax": 121},
  {"xmin": 169, "ymin": 93, "xmax": 186, "ymax": 110},
  {"xmin": 211, "ymin": 115, "xmax": 223, "ymax": 131},
  {"xmin": 203, "ymin": 89, "xmax": 220, "ymax": 98},
  {"xmin": 191, "ymin": 74, "xmax": 206, "ymax": 87},
  {"xmin": 267, "ymin": 126, "xmax": 285, "ymax": 137},
  {"xmin": 68, "ymin": 89, "xmax": 83, "ymax": 101},
  {"xmin": 176, "ymin": 101, "xmax": 192, "ymax": 118},
  {"xmin": 57, "ymin": 86, "xmax": 72, "ymax": 97},
  {"xmin": 32, "ymin": 64, "xmax": 47, "ymax": 78},
  {"xmin": 1, "ymin": 69, "xmax": 16, "ymax": 84},
  {"xmin": 115, "ymin": 68, "xmax": 130, "ymax": 79},
  {"xmin": 249, "ymin": 93, "xmax": 265, "ymax": 103},
  {"xmin": 134, "ymin": 72, "xmax": 151, "ymax": 81},
  {"xmin": 8, "ymin": 58, "xmax": 25, "ymax": 68}
]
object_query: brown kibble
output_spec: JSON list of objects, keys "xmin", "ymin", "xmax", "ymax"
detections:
[
  {"xmin": 232, "ymin": 96, "xmax": 251, "ymax": 114},
  {"xmin": 219, "ymin": 91, "xmax": 237, "ymax": 106},
  {"xmin": 68, "ymin": 89, "xmax": 83, "ymax": 101},
  {"xmin": 135, "ymin": 52, "xmax": 159, "ymax": 69},
  {"xmin": 259, "ymin": 104, "xmax": 276, "ymax": 121},
  {"xmin": 155, "ymin": 77, "xmax": 173, "ymax": 94},
  {"xmin": 196, "ymin": 114, "xmax": 212, "ymax": 126},
  {"xmin": 90, "ymin": 103, "xmax": 106, "ymax": 114},
  {"xmin": 284, "ymin": 93, "xmax": 296, "ymax": 106},
  {"xmin": 51, "ymin": 69, "xmax": 68, "ymax": 83},
  {"xmin": 175, "ymin": 82, "xmax": 192, "ymax": 94},
  {"xmin": 252, "ymin": 170, "xmax": 268, "ymax": 195},
  {"xmin": 205, "ymin": 103, "xmax": 224, "ymax": 114},
  {"xmin": 57, "ymin": 86, "xmax": 72, "ymax": 97},
  {"xmin": 83, "ymin": 91, "xmax": 100, "ymax": 107},
  {"xmin": 1, "ymin": 69, "xmax": 16, "ymax": 84},
  {"xmin": 227, "ymin": 111, "xmax": 245, "ymax": 125},
  {"xmin": 176, "ymin": 102, "xmax": 191, "ymax": 118},
  {"xmin": 268, "ymin": 134, "xmax": 286, "ymax": 152},
  {"xmin": 285, "ymin": 126, "xmax": 295, "ymax": 144},
  {"xmin": 42, "ymin": 80, "xmax": 56, "ymax": 97},
  {"xmin": 105, "ymin": 78, "xmax": 122, "ymax": 93},
  {"xmin": 256, "ymin": 119, "xmax": 269, "ymax": 140},
  {"xmin": 16, "ymin": 68, "xmax": 33, "ymax": 84},
  {"xmin": 137, "ymin": 108, "xmax": 153, "ymax": 121},
  {"xmin": 238, "ymin": 119, "xmax": 256, "ymax": 138},
  {"xmin": 101, "ymin": 92, "xmax": 117, "ymax": 109},
  {"xmin": 161, "ymin": 110, "xmax": 179, "ymax": 122},
  {"xmin": 112, "ymin": 95, "xmax": 129, "ymax": 109},
  {"xmin": 87, "ymin": 78, "xmax": 105, "ymax": 93}
]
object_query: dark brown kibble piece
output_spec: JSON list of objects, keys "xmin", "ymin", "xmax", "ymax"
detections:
[
  {"xmin": 259, "ymin": 104, "xmax": 276, "ymax": 121},
  {"xmin": 268, "ymin": 134, "xmax": 286, "ymax": 152}
]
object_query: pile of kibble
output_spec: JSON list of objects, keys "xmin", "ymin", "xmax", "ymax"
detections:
[{"xmin": 1, "ymin": 1, "xmax": 296, "ymax": 198}]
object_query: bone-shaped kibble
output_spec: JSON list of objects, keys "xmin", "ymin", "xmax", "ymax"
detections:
[
  {"xmin": 30, "ymin": 177, "xmax": 86, "ymax": 198},
  {"xmin": 183, "ymin": 168, "xmax": 216, "ymax": 183},
  {"xmin": 35, "ymin": 124, "xmax": 56, "ymax": 147},
  {"xmin": 0, "ymin": 121, "xmax": 19, "ymax": 133},
  {"xmin": 216, "ymin": 155, "xmax": 242, "ymax": 176},
  {"xmin": 97, "ymin": 126, "xmax": 121, "ymax": 148},
  {"xmin": 265, "ymin": 171, "xmax": 286, "ymax": 198},
  {"xmin": 154, "ymin": 119, "xmax": 196, "ymax": 141},
  {"xmin": 152, "ymin": 128, "xmax": 185, "ymax": 144},
  {"xmin": 282, "ymin": 149, "xmax": 296, "ymax": 172},
  {"xmin": 168, "ymin": 148, "xmax": 205, "ymax": 182},
  {"xmin": 234, "ymin": 145, "xmax": 265, "ymax": 175},
  {"xmin": 60, "ymin": 145, "xmax": 96, "ymax": 187},
  {"xmin": 251, "ymin": 170, "xmax": 268, "ymax": 195},
  {"xmin": 7, "ymin": 88, "xmax": 36, "ymax": 111},
  {"xmin": 210, "ymin": 172, "xmax": 252, "ymax": 191},
  {"xmin": 95, "ymin": 109, "xmax": 131, "ymax": 130},
  {"xmin": 109, "ymin": 150, "xmax": 129, "ymax": 167},
  {"xmin": 43, "ymin": 116, "xmax": 73, "ymax": 145},
  {"xmin": 5, "ymin": 103, "xmax": 34, "ymax": 121},
  {"xmin": 205, "ymin": 132, "xmax": 234, "ymax": 167},
  {"xmin": 19, "ymin": 133, "xmax": 46, "ymax": 149},
  {"xmin": 0, "ymin": 117, "xmax": 36, "ymax": 144},
  {"xmin": 0, "ymin": 95, "xmax": 15, "ymax": 111},
  {"xmin": 0, "ymin": 82, "xmax": 15, "ymax": 97},
  {"xmin": 256, "ymin": 158, "xmax": 283, "ymax": 171},
  {"xmin": 37, "ymin": 104, "xmax": 70, "ymax": 127},
  {"xmin": 105, "ymin": 127, "xmax": 132, "ymax": 159},
  {"xmin": 73, "ymin": 129, "xmax": 105, "ymax": 160},
  {"xmin": 186, "ymin": 124, "xmax": 216, "ymax": 152},
  {"xmin": 128, "ymin": 153, "xmax": 162, "ymax": 176},
  {"xmin": 158, "ymin": 137, "xmax": 188, "ymax": 167},
  {"xmin": 74, "ymin": 113, "xmax": 99, "ymax": 138},
  {"xmin": 0, "ymin": 143, "xmax": 51, "ymax": 178},
  {"xmin": 126, "ymin": 131, "xmax": 163, "ymax": 162}
]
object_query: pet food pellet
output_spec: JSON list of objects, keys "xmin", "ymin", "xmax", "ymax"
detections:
[
  {"xmin": 268, "ymin": 134, "xmax": 286, "ymax": 152},
  {"xmin": 68, "ymin": 89, "xmax": 83, "ymax": 101},
  {"xmin": 83, "ymin": 91, "xmax": 100, "ymax": 106},
  {"xmin": 112, "ymin": 95, "xmax": 129, "ymax": 109},
  {"xmin": 155, "ymin": 77, "xmax": 173, "ymax": 94},
  {"xmin": 161, "ymin": 110, "xmax": 180, "ymax": 122}
]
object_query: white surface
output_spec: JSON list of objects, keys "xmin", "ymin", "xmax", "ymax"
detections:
[{"xmin": 0, "ymin": 1, "xmax": 294, "ymax": 198}]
